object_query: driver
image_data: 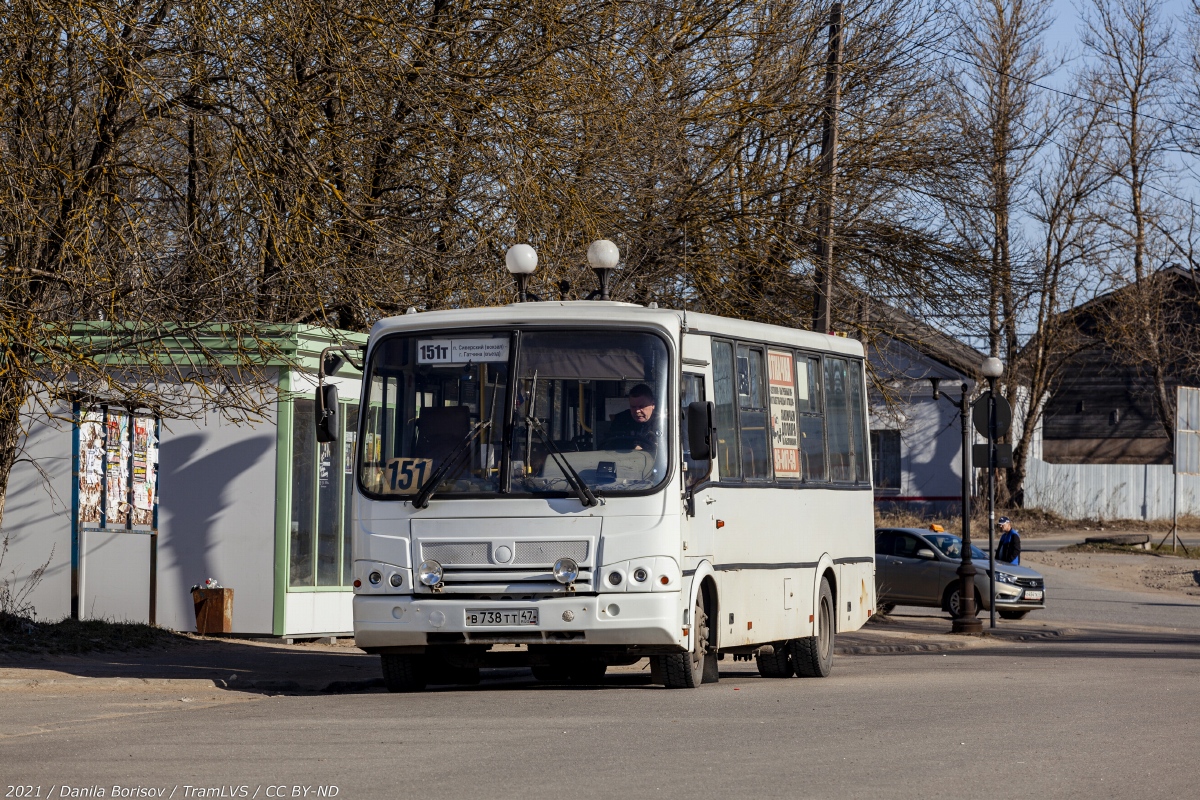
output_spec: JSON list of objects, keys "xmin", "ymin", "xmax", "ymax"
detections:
[{"xmin": 605, "ymin": 384, "xmax": 662, "ymax": 452}]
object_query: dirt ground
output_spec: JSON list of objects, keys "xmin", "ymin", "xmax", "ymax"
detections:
[{"xmin": 1022, "ymin": 549, "xmax": 1200, "ymax": 597}]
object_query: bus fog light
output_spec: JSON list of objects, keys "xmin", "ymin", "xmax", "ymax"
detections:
[
  {"xmin": 632, "ymin": 568, "xmax": 648, "ymax": 583},
  {"xmin": 553, "ymin": 558, "xmax": 579, "ymax": 584},
  {"xmin": 368, "ymin": 571, "xmax": 382, "ymax": 586},
  {"xmin": 390, "ymin": 573, "xmax": 404, "ymax": 588},
  {"xmin": 607, "ymin": 571, "xmax": 623, "ymax": 586},
  {"xmin": 418, "ymin": 560, "xmax": 443, "ymax": 586},
  {"xmin": 607, "ymin": 604, "xmax": 620, "ymax": 617}
]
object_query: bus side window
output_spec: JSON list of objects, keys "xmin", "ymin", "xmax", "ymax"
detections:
[
  {"xmin": 681, "ymin": 373, "xmax": 708, "ymax": 486},
  {"xmin": 825, "ymin": 357, "xmax": 853, "ymax": 481},
  {"xmin": 797, "ymin": 355, "xmax": 826, "ymax": 481},
  {"xmin": 711, "ymin": 341, "xmax": 741, "ymax": 480},
  {"xmin": 737, "ymin": 345, "xmax": 771, "ymax": 480},
  {"xmin": 847, "ymin": 360, "xmax": 869, "ymax": 483}
]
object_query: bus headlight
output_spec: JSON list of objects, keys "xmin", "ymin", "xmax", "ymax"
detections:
[
  {"xmin": 553, "ymin": 558, "xmax": 579, "ymax": 584},
  {"xmin": 418, "ymin": 560, "xmax": 443, "ymax": 586}
]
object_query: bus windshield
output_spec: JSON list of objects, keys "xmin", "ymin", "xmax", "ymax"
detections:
[{"xmin": 358, "ymin": 329, "xmax": 671, "ymax": 500}]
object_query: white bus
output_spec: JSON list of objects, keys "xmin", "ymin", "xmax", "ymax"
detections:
[{"xmin": 319, "ymin": 253, "xmax": 875, "ymax": 690}]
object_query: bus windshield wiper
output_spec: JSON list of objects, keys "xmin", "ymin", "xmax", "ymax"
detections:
[
  {"xmin": 525, "ymin": 415, "xmax": 599, "ymax": 507},
  {"xmin": 412, "ymin": 420, "xmax": 492, "ymax": 509}
]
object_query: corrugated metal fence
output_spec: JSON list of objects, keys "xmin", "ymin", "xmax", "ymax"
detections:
[{"xmin": 1024, "ymin": 458, "xmax": 1200, "ymax": 520}]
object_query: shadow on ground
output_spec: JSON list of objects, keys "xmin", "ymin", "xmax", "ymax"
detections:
[{"xmin": 4, "ymin": 614, "xmax": 1193, "ymax": 696}]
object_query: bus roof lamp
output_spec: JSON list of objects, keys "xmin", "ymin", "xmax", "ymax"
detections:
[
  {"xmin": 586, "ymin": 239, "xmax": 620, "ymax": 301},
  {"xmin": 506, "ymin": 243, "xmax": 538, "ymax": 302}
]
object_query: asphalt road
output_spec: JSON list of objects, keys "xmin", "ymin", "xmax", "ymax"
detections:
[{"xmin": 2, "ymin": 564, "xmax": 1199, "ymax": 799}]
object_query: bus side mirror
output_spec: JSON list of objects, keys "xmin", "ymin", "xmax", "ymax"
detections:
[
  {"xmin": 687, "ymin": 400, "xmax": 715, "ymax": 461},
  {"xmin": 316, "ymin": 383, "xmax": 339, "ymax": 443}
]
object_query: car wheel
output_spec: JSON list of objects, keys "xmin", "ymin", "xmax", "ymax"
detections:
[
  {"xmin": 381, "ymin": 653, "xmax": 427, "ymax": 693},
  {"xmin": 999, "ymin": 609, "xmax": 1030, "ymax": 620},
  {"xmin": 946, "ymin": 584, "xmax": 982, "ymax": 618},
  {"xmin": 791, "ymin": 577, "xmax": 834, "ymax": 678},
  {"xmin": 755, "ymin": 643, "xmax": 794, "ymax": 678}
]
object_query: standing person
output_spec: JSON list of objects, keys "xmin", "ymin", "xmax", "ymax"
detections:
[{"xmin": 996, "ymin": 516, "xmax": 1021, "ymax": 565}]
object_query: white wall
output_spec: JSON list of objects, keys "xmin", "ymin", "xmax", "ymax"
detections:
[
  {"xmin": 156, "ymin": 404, "xmax": 278, "ymax": 633},
  {"xmin": 1, "ymin": 403, "xmax": 74, "ymax": 622}
]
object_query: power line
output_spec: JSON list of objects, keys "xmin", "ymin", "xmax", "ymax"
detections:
[
  {"xmin": 849, "ymin": 9, "xmax": 1199, "ymax": 210},
  {"xmin": 851, "ymin": 9, "xmax": 1200, "ymax": 136}
]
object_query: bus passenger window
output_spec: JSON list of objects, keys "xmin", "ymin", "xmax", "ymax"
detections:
[
  {"xmin": 848, "ymin": 360, "xmax": 869, "ymax": 483},
  {"xmin": 737, "ymin": 346, "xmax": 771, "ymax": 480},
  {"xmin": 797, "ymin": 356, "xmax": 826, "ymax": 481},
  {"xmin": 825, "ymin": 357, "xmax": 853, "ymax": 482},
  {"xmin": 711, "ymin": 341, "xmax": 741, "ymax": 479}
]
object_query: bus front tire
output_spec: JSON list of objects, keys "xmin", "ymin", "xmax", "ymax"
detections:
[
  {"xmin": 755, "ymin": 644, "xmax": 794, "ymax": 678},
  {"xmin": 381, "ymin": 653, "xmax": 427, "ymax": 693},
  {"xmin": 792, "ymin": 577, "xmax": 834, "ymax": 678},
  {"xmin": 656, "ymin": 598, "xmax": 712, "ymax": 689}
]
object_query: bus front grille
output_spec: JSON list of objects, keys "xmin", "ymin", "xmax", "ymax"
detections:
[
  {"xmin": 421, "ymin": 542, "xmax": 491, "ymax": 565},
  {"xmin": 513, "ymin": 540, "xmax": 588, "ymax": 565}
]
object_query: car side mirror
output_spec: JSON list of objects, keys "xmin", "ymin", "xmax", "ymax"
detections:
[
  {"xmin": 687, "ymin": 400, "xmax": 716, "ymax": 461},
  {"xmin": 316, "ymin": 383, "xmax": 339, "ymax": 443},
  {"xmin": 916, "ymin": 548, "xmax": 937, "ymax": 560}
]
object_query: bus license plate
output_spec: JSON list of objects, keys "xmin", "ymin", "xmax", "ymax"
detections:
[
  {"xmin": 1024, "ymin": 590, "xmax": 1043, "ymax": 602},
  {"xmin": 465, "ymin": 609, "xmax": 539, "ymax": 626}
]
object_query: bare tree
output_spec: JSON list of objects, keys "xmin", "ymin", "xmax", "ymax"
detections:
[{"xmin": 1083, "ymin": 0, "xmax": 1183, "ymax": 441}]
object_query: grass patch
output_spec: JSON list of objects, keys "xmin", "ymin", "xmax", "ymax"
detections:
[{"xmin": 0, "ymin": 612, "xmax": 190, "ymax": 655}]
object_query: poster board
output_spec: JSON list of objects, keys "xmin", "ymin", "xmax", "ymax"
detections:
[{"xmin": 768, "ymin": 350, "xmax": 801, "ymax": 479}]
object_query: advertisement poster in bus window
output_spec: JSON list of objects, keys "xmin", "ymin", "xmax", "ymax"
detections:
[
  {"xmin": 104, "ymin": 409, "xmax": 131, "ymax": 526},
  {"xmin": 77, "ymin": 409, "xmax": 104, "ymax": 524},
  {"xmin": 767, "ymin": 350, "xmax": 801, "ymax": 479},
  {"xmin": 131, "ymin": 414, "xmax": 158, "ymax": 525}
]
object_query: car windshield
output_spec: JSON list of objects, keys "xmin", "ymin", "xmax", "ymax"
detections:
[
  {"xmin": 926, "ymin": 533, "xmax": 987, "ymax": 560},
  {"xmin": 358, "ymin": 328, "xmax": 671, "ymax": 499}
]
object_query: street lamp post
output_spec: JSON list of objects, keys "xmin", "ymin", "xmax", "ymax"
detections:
[
  {"xmin": 981, "ymin": 356, "xmax": 1004, "ymax": 630},
  {"xmin": 933, "ymin": 379, "xmax": 982, "ymax": 634}
]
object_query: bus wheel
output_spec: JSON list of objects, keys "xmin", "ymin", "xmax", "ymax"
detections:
[
  {"xmin": 755, "ymin": 644, "xmax": 794, "ymax": 678},
  {"xmin": 381, "ymin": 654, "xmax": 427, "ymax": 693},
  {"xmin": 656, "ymin": 598, "xmax": 709, "ymax": 689},
  {"xmin": 791, "ymin": 578, "xmax": 834, "ymax": 678}
]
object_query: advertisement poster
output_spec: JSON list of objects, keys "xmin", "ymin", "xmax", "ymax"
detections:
[
  {"xmin": 767, "ymin": 350, "xmax": 801, "ymax": 479},
  {"xmin": 105, "ymin": 410, "xmax": 131, "ymax": 526},
  {"xmin": 77, "ymin": 410, "xmax": 105, "ymax": 524},
  {"xmin": 131, "ymin": 414, "xmax": 158, "ymax": 525}
]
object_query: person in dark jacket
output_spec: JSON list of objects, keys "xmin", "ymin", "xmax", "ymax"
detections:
[
  {"xmin": 605, "ymin": 384, "xmax": 661, "ymax": 452},
  {"xmin": 996, "ymin": 516, "xmax": 1021, "ymax": 565}
]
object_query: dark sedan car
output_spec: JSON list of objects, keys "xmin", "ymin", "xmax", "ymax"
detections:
[{"xmin": 875, "ymin": 527, "xmax": 1046, "ymax": 619}]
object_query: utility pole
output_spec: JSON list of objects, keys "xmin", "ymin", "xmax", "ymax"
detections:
[{"xmin": 813, "ymin": 2, "xmax": 843, "ymax": 335}]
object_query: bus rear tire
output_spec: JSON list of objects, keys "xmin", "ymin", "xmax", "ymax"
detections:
[
  {"xmin": 792, "ymin": 577, "xmax": 834, "ymax": 678},
  {"xmin": 656, "ymin": 598, "xmax": 711, "ymax": 689},
  {"xmin": 381, "ymin": 653, "xmax": 427, "ymax": 693},
  {"xmin": 755, "ymin": 644, "xmax": 794, "ymax": 678}
]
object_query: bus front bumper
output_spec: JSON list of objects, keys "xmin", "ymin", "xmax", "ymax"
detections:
[{"xmin": 354, "ymin": 592, "xmax": 685, "ymax": 650}]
